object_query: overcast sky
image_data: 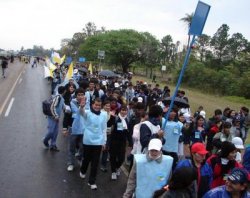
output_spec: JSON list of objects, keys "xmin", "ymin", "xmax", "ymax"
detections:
[{"xmin": 1, "ymin": 0, "xmax": 249, "ymax": 51}]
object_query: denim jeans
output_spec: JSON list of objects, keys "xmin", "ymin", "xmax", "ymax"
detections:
[
  {"xmin": 68, "ymin": 134, "xmax": 83, "ymax": 165},
  {"xmin": 44, "ymin": 117, "xmax": 59, "ymax": 147}
]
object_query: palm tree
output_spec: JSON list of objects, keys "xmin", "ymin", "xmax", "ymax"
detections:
[{"xmin": 180, "ymin": 13, "xmax": 194, "ymax": 48}]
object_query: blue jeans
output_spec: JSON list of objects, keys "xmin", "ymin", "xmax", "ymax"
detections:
[
  {"xmin": 68, "ymin": 134, "xmax": 83, "ymax": 165},
  {"xmin": 44, "ymin": 117, "xmax": 59, "ymax": 147}
]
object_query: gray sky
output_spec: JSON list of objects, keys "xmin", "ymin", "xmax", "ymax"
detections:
[{"xmin": 1, "ymin": 0, "xmax": 249, "ymax": 51}]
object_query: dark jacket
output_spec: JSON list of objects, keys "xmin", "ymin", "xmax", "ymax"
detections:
[
  {"xmin": 175, "ymin": 159, "xmax": 213, "ymax": 198},
  {"xmin": 1, "ymin": 59, "xmax": 8, "ymax": 68}
]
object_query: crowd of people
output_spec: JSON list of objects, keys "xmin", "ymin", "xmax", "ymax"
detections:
[{"xmin": 41, "ymin": 60, "xmax": 250, "ymax": 197}]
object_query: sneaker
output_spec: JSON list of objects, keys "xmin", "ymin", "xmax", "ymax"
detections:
[
  {"xmin": 88, "ymin": 183, "xmax": 97, "ymax": 190},
  {"xmin": 67, "ymin": 165, "xmax": 74, "ymax": 172},
  {"xmin": 50, "ymin": 146, "xmax": 60, "ymax": 152},
  {"xmin": 43, "ymin": 138, "xmax": 49, "ymax": 148},
  {"xmin": 100, "ymin": 167, "xmax": 107, "ymax": 172},
  {"xmin": 116, "ymin": 168, "xmax": 121, "ymax": 176},
  {"xmin": 75, "ymin": 152, "xmax": 80, "ymax": 157},
  {"xmin": 79, "ymin": 172, "xmax": 86, "ymax": 179},
  {"xmin": 111, "ymin": 172, "xmax": 117, "ymax": 180}
]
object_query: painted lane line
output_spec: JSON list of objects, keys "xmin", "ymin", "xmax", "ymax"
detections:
[
  {"xmin": 0, "ymin": 64, "xmax": 26, "ymax": 116},
  {"xmin": 4, "ymin": 97, "xmax": 15, "ymax": 117},
  {"xmin": 19, "ymin": 78, "xmax": 22, "ymax": 84}
]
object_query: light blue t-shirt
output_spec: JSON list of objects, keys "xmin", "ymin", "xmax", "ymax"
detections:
[{"xmin": 162, "ymin": 120, "xmax": 183, "ymax": 153}]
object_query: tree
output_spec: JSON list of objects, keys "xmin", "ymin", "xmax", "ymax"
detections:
[
  {"xmin": 83, "ymin": 22, "xmax": 97, "ymax": 36},
  {"xmin": 79, "ymin": 29, "xmax": 146, "ymax": 73},
  {"xmin": 210, "ymin": 24, "xmax": 230, "ymax": 63},
  {"xmin": 161, "ymin": 35, "xmax": 174, "ymax": 64},
  {"xmin": 139, "ymin": 32, "xmax": 161, "ymax": 77},
  {"xmin": 227, "ymin": 33, "xmax": 248, "ymax": 60},
  {"xmin": 180, "ymin": 13, "xmax": 194, "ymax": 48},
  {"xmin": 196, "ymin": 34, "xmax": 211, "ymax": 62}
]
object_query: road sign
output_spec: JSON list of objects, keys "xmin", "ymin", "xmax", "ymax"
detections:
[
  {"xmin": 189, "ymin": 1, "xmax": 211, "ymax": 36},
  {"xmin": 98, "ymin": 50, "xmax": 105, "ymax": 59},
  {"xmin": 79, "ymin": 57, "xmax": 86, "ymax": 62}
]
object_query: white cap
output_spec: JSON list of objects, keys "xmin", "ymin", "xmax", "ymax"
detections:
[
  {"xmin": 102, "ymin": 81, "xmax": 107, "ymax": 86},
  {"xmin": 138, "ymin": 97, "xmax": 143, "ymax": 103},
  {"xmin": 200, "ymin": 110, "xmax": 206, "ymax": 118},
  {"xmin": 232, "ymin": 137, "xmax": 244, "ymax": 149},
  {"xmin": 73, "ymin": 69, "xmax": 78, "ymax": 74},
  {"xmin": 148, "ymin": 139, "xmax": 162, "ymax": 151},
  {"xmin": 114, "ymin": 82, "xmax": 119, "ymax": 88}
]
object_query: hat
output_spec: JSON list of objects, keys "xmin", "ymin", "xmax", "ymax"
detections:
[
  {"xmin": 220, "ymin": 141, "xmax": 236, "ymax": 158},
  {"xmin": 102, "ymin": 81, "xmax": 107, "ymax": 86},
  {"xmin": 200, "ymin": 110, "xmax": 206, "ymax": 118},
  {"xmin": 228, "ymin": 168, "xmax": 249, "ymax": 184},
  {"xmin": 138, "ymin": 97, "xmax": 143, "ymax": 103},
  {"xmin": 232, "ymin": 137, "xmax": 244, "ymax": 150},
  {"xmin": 114, "ymin": 82, "xmax": 119, "ymax": 88},
  {"xmin": 191, "ymin": 143, "xmax": 208, "ymax": 155},
  {"xmin": 148, "ymin": 139, "xmax": 162, "ymax": 151},
  {"xmin": 73, "ymin": 69, "xmax": 78, "ymax": 74}
]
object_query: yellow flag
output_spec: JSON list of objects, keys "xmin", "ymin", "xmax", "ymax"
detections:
[
  {"xmin": 66, "ymin": 62, "xmax": 73, "ymax": 80},
  {"xmin": 61, "ymin": 55, "xmax": 66, "ymax": 64},
  {"xmin": 49, "ymin": 68, "xmax": 54, "ymax": 78},
  {"xmin": 53, "ymin": 56, "xmax": 61, "ymax": 64},
  {"xmin": 88, "ymin": 62, "xmax": 93, "ymax": 75},
  {"xmin": 49, "ymin": 62, "xmax": 57, "ymax": 71}
]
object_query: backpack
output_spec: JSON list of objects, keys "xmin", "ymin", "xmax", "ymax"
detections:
[
  {"xmin": 42, "ymin": 95, "xmax": 60, "ymax": 116},
  {"xmin": 131, "ymin": 121, "xmax": 160, "ymax": 154}
]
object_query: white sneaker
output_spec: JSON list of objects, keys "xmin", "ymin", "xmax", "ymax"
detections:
[
  {"xmin": 111, "ymin": 172, "xmax": 117, "ymax": 180},
  {"xmin": 79, "ymin": 172, "xmax": 86, "ymax": 179},
  {"xmin": 67, "ymin": 165, "xmax": 74, "ymax": 172},
  {"xmin": 116, "ymin": 169, "xmax": 121, "ymax": 176},
  {"xmin": 88, "ymin": 183, "xmax": 97, "ymax": 190}
]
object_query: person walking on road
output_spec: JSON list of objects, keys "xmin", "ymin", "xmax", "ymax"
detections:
[
  {"xmin": 1, "ymin": 57, "xmax": 8, "ymax": 78},
  {"xmin": 123, "ymin": 138, "xmax": 173, "ymax": 198},
  {"xmin": 79, "ymin": 98, "xmax": 107, "ymax": 190},
  {"xmin": 203, "ymin": 168, "xmax": 250, "ymax": 198},
  {"xmin": 67, "ymin": 88, "xmax": 85, "ymax": 171},
  {"xmin": 43, "ymin": 86, "xmax": 66, "ymax": 151}
]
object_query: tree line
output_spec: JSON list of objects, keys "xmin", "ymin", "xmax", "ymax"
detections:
[{"xmin": 59, "ymin": 21, "xmax": 250, "ymax": 99}]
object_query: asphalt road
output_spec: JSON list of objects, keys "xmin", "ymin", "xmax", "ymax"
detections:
[{"xmin": 0, "ymin": 60, "xmax": 127, "ymax": 198}]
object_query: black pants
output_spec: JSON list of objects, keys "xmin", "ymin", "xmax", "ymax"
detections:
[
  {"xmin": 80, "ymin": 145, "xmax": 102, "ymax": 184},
  {"xmin": 162, "ymin": 150, "xmax": 178, "ymax": 170},
  {"xmin": 110, "ymin": 140, "xmax": 126, "ymax": 173}
]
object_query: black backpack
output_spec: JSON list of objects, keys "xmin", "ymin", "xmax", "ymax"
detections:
[{"xmin": 42, "ymin": 95, "xmax": 60, "ymax": 116}]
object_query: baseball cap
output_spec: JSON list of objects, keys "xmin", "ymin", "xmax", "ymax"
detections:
[
  {"xmin": 232, "ymin": 137, "xmax": 244, "ymax": 150},
  {"xmin": 138, "ymin": 97, "xmax": 143, "ymax": 103},
  {"xmin": 200, "ymin": 110, "xmax": 206, "ymax": 118},
  {"xmin": 114, "ymin": 82, "xmax": 119, "ymax": 88},
  {"xmin": 228, "ymin": 168, "xmax": 249, "ymax": 184},
  {"xmin": 73, "ymin": 69, "xmax": 78, "ymax": 74},
  {"xmin": 148, "ymin": 139, "xmax": 162, "ymax": 151},
  {"xmin": 191, "ymin": 143, "xmax": 208, "ymax": 155}
]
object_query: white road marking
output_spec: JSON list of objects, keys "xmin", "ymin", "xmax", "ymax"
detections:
[
  {"xmin": 4, "ymin": 97, "xmax": 15, "ymax": 117},
  {"xmin": 19, "ymin": 78, "xmax": 22, "ymax": 84},
  {"xmin": 0, "ymin": 64, "xmax": 26, "ymax": 116}
]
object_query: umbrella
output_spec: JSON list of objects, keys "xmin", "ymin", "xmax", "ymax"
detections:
[
  {"xmin": 99, "ymin": 70, "xmax": 117, "ymax": 77},
  {"xmin": 78, "ymin": 67, "xmax": 88, "ymax": 74},
  {"xmin": 162, "ymin": 97, "xmax": 190, "ymax": 108}
]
